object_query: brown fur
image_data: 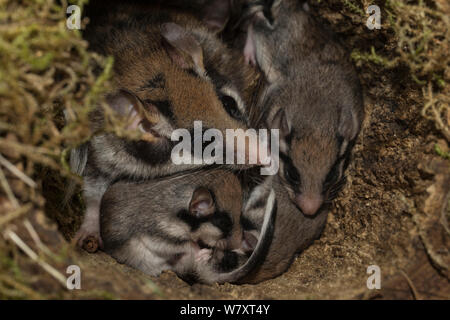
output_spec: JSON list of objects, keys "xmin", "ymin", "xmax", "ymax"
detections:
[
  {"xmin": 70, "ymin": 2, "xmax": 263, "ymax": 249},
  {"xmin": 86, "ymin": 2, "xmax": 260, "ymax": 131},
  {"xmin": 101, "ymin": 169, "xmax": 244, "ymax": 251},
  {"xmin": 100, "ymin": 169, "xmax": 268, "ymax": 283}
]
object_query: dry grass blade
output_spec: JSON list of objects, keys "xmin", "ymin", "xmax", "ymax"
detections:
[
  {"xmin": 0, "ymin": 203, "xmax": 32, "ymax": 227},
  {"xmin": 23, "ymin": 219, "xmax": 55, "ymax": 258},
  {"xmin": 0, "ymin": 154, "xmax": 37, "ymax": 188},
  {"xmin": 0, "ymin": 275, "xmax": 44, "ymax": 300},
  {"xmin": 4, "ymin": 229, "xmax": 67, "ymax": 288},
  {"xmin": 400, "ymin": 270, "xmax": 422, "ymax": 300},
  {"xmin": 0, "ymin": 166, "xmax": 19, "ymax": 209}
]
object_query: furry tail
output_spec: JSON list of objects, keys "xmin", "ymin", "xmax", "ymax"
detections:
[
  {"xmin": 62, "ymin": 144, "xmax": 88, "ymax": 207},
  {"xmin": 62, "ymin": 109, "xmax": 89, "ymax": 207},
  {"xmin": 216, "ymin": 188, "xmax": 276, "ymax": 284}
]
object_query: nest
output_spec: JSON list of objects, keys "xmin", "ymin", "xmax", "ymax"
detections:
[{"xmin": 0, "ymin": 0, "xmax": 448, "ymax": 299}]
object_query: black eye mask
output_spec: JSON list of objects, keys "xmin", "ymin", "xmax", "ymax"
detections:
[
  {"xmin": 323, "ymin": 138, "xmax": 356, "ymax": 194},
  {"xmin": 279, "ymin": 153, "xmax": 301, "ymax": 187},
  {"xmin": 220, "ymin": 94, "xmax": 246, "ymax": 122},
  {"xmin": 124, "ymin": 139, "xmax": 174, "ymax": 166},
  {"xmin": 176, "ymin": 209, "xmax": 233, "ymax": 238},
  {"xmin": 323, "ymin": 159, "xmax": 341, "ymax": 191}
]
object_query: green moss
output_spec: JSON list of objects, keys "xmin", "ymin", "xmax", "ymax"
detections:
[
  {"xmin": 435, "ymin": 144, "xmax": 450, "ymax": 160},
  {"xmin": 0, "ymin": 253, "xmax": 23, "ymax": 281},
  {"xmin": 146, "ymin": 280, "xmax": 165, "ymax": 298},
  {"xmin": 343, "ymin": 0, "xmax": 365, "ymax": 16},
  {"xmin": 0, "ymin": 0, "xmax": 114, "ymax": 300},
  {"xmin": 351, "ymin": 46, "xmax": 396, "ymax": 67},
  {"xmin": 325, "ymin": 0, "xmax": 449, "ymax": 140}
]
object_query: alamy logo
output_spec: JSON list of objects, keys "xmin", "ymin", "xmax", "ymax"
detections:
[
  {"xmin": 366, "ymin": 5, "xmax": 381, "ymax": 30},
  {"xmin": 171, "ymin": 121, "xmax": 280, "ymax": 175},
  {"xmin": 66, "ymin": 5, "xmax": 81, "ymax": 30},
  {"xmin": 66, "ymin": 265, "xmax": 81, "ymax": 290},
  {"xmin": 366, "ymin": 265, "xmax": 381, "ymax": 289}
]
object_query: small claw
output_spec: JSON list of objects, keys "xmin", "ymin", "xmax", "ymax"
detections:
[
  {"xmin": 215, "ymin": 239, "xmax": 228, "ymax": 251},
  {"xmin": 244, "ymin": 49, "xmax": 257, "ymax": 66},
  {"xmin": 243, "ymin": 22, "xmax": 257, "ymax": 67},
  {"xmin": 195, "ymin": 248, "xmax": 212, "ymax": 263}
]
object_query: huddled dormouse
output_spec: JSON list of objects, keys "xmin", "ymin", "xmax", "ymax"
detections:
[
  {"xmin": 240, "ymin": 0, "xmax": 364, "ymax": 217},
  {"xmin": 67, "ymin": 1, "xmax": 265, "ymax": 249},
  {"xmin": 100, "ymin": 169, "xmax": 276, "ymax": 284},
  {"xmin": 65, "ymin": 0, "xmax": 365, "ymax": 285}
]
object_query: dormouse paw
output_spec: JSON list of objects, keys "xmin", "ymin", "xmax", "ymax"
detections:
[
  {"xmin": 243, "ymin": 38, "xmax": 257, "ymax": 66},
  {"xmin": 215, "ymin": 239, "xmax": 228, "ymax": 251},
  {"xmin": 195, "ymin": 248, "xmax": 212, "ymax": 263},
  {"xmin": 73, "ymin": 225, "xmax": 103, "ymax": 253}
]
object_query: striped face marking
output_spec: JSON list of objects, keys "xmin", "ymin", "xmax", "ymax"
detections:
[{"xmin": 279, "ymin": 133, "xmax": 353, "ymax": 216}]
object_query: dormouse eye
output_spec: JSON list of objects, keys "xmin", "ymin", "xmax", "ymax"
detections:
[
  {"xmin": 324, "ymin": 168, "xmax": 338, "ymax": 188},
  {"xmin": 284, "ymin": 164, "xmax": 300, "ymax": 186},
  {"xmin": 323, "ymin": 160, "xmax": 341, "ymax": 190},
  {"xmin": 220, "ymin": 95, "xmax": 244, "ymax": 121}
]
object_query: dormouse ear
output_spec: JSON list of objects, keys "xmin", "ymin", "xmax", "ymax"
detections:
[
  {"xmin": 189, "ymin": 187, "xmax": 215, "ymax": 218},
  {"xmin": 106, "ymin": 90, "xmax": 171, "ymax": 141},
  {"xmin": 243, "ymin": 10, "xmax": 282, "ymax": 82},
  {"xmin": 161, "ymin": 22, "xmax": 205, "ymax": 73},
  {"xmin": 271, "ymin": 108, "xmax": 291, "ymax": 138},
  {"xmin": 270, "ymin": 0, "xmax": 284, "ymax": 19},
  {"xmin": 107, "ymin": 90, "xmax": 142, "ymax": 117},
  {"xmin": 202, "ymin": 0, "xmax": 231, "ymax": 33},
  {"xmin": 106, "ymin": 90, "xmax": 147, "ymax": 130},
  {"xmin": 338, "ymin": 106, "xmax": 362, "ymax": 141}
]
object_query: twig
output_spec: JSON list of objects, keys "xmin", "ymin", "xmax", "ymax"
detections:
[
  {"xmin": 0, "ymin": 153, "xmax": 37, "ymax": 188},
  {"xmin": 23, "ymin": 219, "xmax": 55, "ymax": 258},
  {"xmin": 4, "ymin": 229, "xmax": 67, "ymax": 288},
  {"xmin": 0, "ymin": 166, "xmax": 19, "ymax": 208},
  {"xmin": 0, "ymin": 139, "xmax": 60, "ymax": 170},
  {"xmin": 440, "ymin": 192, "xmax": 450, "ymax": 236},
  {"xmin": 0, "ymin": 275, "xmax": 43, "ymax": 300},
  {"xmin": 400, "ymin": 270, "xmax": 422, "ymax": 300},
  {"xmin": 0, "ymin": 203, "xmax": 32, "ymax": 227}
]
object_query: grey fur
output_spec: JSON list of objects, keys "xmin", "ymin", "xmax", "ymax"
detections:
[
  {"xmin": 239, "ymin": 174, "xmax": 328, "ymax": 283},
  {"xmin": 63, "ymin": 144, "xmax": 88, "ymax": 206},
  {"xmin": 243, "ymin": 0, "xmax": 364, "ymax": 215},
  {"xmin": 100, "ymin": 169, "xmax": 276, "ymax": 284},
  {"xmin": 69, "ymin": 3, "xmax": 261, "ymax": 247}
]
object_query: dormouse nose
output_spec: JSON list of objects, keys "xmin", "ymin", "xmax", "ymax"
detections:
[{"xmin": 295, "ymin": 193, "xmax": 323, "ymax": 216}]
